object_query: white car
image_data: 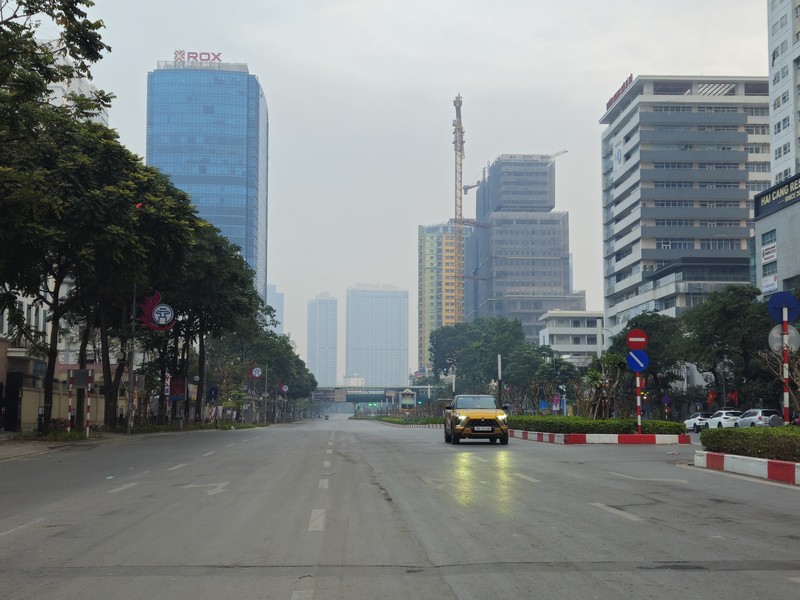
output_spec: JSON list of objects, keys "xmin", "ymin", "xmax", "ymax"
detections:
[
  {"xmin": 705, "ymin": 410, "xmax": 743, "ymax": 429},
  {"xmin": 684, "ymin": 412, "xmax": 713, "ymax": 433},
  {"xmin": 734, "ymin": 408, "xmax": 783, "ymax": 428}
]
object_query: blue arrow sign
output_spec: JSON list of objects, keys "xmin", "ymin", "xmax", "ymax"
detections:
[
  {"xmin": 626, "ymin": 350, "xmax": 649, "ymax": 372},
  {"xmin": 767, "ymin": 291, "xmax": 800, "ymax": 323}
]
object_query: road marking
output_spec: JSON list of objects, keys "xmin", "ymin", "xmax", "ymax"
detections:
[
  {"xmin": 225, "ymin": 443, "xmax": 234, "ymax": 447},
  {"xmin": 590, "ymin": 503, "xmax": 643, "ymax": 522},
  {"xmin": 422, "ymin": 477, "xmax": 449, "ymax": 490},
  {"xmin": 0, "ymin": 518, "xmax": 43, "ymax": 538},
  {"xmin": 109, "ymin": 482, "xmax": 140, "ymax": 494},
  {"xmin": 201, "ymin": 451, "xmax": 215, "ymax": 457},
  {"xmin": 326, "ymin": 449, "xmax": 332, "ymax": 454},
  {"xmin": 167, "ymin": 464, "xmax": 186, "ymax": 471},
  {"xmin": 308, "ymin": 509, "xmax": 325, "ymax": 531},
  {"xmin": 609, "ymin": 471, "xmax": 688, "ymax": 484},
  {"xmin": 182, "ymin": 482, "xmax": 229, "ymax": 495},
  {"xmin": 292, "ymin": 591, "xmax": 314, "ymax": 600},
  {"xmin": 789, "ymin": 577, "xmax": 800, "ymax": 584},
  {"xmin": 513, "ymin": 473, "xmax": 540, "ymax": 483},
  {"xmin": 323, "ymin": 460, "xmax": 331, "ymax": 468},
  {"xmin": 328, "ymin": 441, "xmax": 333, "ymax": 446},
  {"xmin": 319, "ymin": 479, "xmax": 329, "ymax": 489}
]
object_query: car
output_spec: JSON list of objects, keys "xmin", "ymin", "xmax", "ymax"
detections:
[
  {"xmin": 443, "ymin": 394, "xmax": 509, "ymax": 445},
  {"xmin": 683, "ymin": 412, "xmax": 713, "ymax": 433},
  {"xmin": 734, "ymin": 408, "xmax": 783, "ymax": 427},
  {"xmin": 704, "ymin": 409, "xmax": 743, "ymax": 429}
]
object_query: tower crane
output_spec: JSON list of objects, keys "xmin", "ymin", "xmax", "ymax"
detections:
[
  {"xmin": 452, "ymin": 94, "xmax": 465, "ymax": 323},
  {"xmin": 544, "ymin": 149, "xmax": 568, "ymax": 160}
]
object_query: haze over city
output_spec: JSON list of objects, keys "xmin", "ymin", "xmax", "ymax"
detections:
[{"xmin": 71, "ymin": 0, "xmax": 767, "ymax": 369}]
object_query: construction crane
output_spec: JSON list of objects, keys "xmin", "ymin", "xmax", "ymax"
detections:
[
  {"xmin": 545, "ymin": 149, "xmax": 568, "ymax": 160},
  {"xmin": 452, "ymin": 94, "xmax": 465, "ymax": 323}
]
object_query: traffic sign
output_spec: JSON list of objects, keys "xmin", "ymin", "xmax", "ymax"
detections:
[
  {"xmin": 626, "ymin": 350, "xmax": 649, "ymax": 372},
  {"xmin": 768, "ymin": 324, "xmax": 800, "ymax": 352},
  {"xmin": 252, "ymin": 367, "xmax": 262, "ymax": 378},
  {"xmin": 281, "ymin": 384, "xmax": 289, "ymax": 392},
  {"xmin": 767, "ymin": 291, "xmax": 800, "ymax": 323},
  {"xmin": 626, "ymin": 328, "xmax": 648, "ymax": 350}
]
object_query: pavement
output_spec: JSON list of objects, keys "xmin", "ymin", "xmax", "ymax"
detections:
[{"xmin": 0, "ymin": 430, "xmax": 134, "ymax": 461}]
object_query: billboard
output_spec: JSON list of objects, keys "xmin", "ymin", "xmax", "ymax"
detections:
[{"xmin": 755, "ymin": 172, "xmax": 800, "ymax": 219}]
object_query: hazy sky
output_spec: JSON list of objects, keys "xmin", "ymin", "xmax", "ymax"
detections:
[{"xmin": 71, "ymin": 1, "xmax": 766, "ymax": 371}]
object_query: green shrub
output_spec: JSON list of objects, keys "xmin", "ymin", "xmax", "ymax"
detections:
[
  {"xmin": 700, "ymin": 427, "xmax": 800, "ymax": 462},
  {"xmin": 507, "ymin": 415, "xmax": 685, "ymax": 435}
]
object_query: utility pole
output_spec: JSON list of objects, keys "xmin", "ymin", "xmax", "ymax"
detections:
[
  {"xmin": 126, "ymin": 284, "xmax": 136, "ymax": 435},
  {"xmin": 453, "ymin": 94, "xmax": 465, "ymax": 323}
]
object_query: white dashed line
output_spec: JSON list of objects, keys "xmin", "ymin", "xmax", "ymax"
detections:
[
  {"xmin": 319, "ymin": 479, "xmax": 329, "ymax": 489},
  {"xmin": 328, "ymin": 441, "xmax": 333, "ymax": 446},
  {"xmin": 0, "ymin": 518, "xmax": 43, "ymax": 538},
  {"xmin": 225, "ymin": 443, "xmax": 234, "ymax": 448},
  {"xmin": 590, "ymin": 503, "xmax": 643, "ymax": 522},
  {"xmin": 201, "ymin": 451, "xmax": 215, "ymax": 457},
  {"xmin": 323, "ymin": 460, "xmax": 331, "ymax": 468},
  {"xmin": 167, "ymin": 464, "xmax": 186, "ymax": 471},
  {"xmin": 291, "ymin": 591, "xmax": 314, "ymax": 600},
  {"xmin": 326, "ymin": 449, "xmax": 332, "ymax": 454},
  {"xmin": 308, "ymin": 509, "xmax": 326, "ymax": 531},
  {"xmin": 513, "ymin": 473, "xmax": 540, "ymax": 483},
  {"xmin": 109, "ymin": 482, "xmax": 140, "ymax": 493}
]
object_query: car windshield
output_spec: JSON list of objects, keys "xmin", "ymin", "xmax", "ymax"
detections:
[{"xmin": 456, "ymin": 396, "xmax": 497, "ymax": 409}]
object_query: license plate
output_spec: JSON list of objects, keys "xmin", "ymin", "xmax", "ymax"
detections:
[{"xmin": 473, "ymin": 426, "xmax": 492, "ymax": 432}]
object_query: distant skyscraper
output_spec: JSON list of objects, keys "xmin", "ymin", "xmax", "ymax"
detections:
[
  {"xmin": 346, "ymin": 284, "xmax": 409, "ymax": 387},
  {"xmin": 308, "ymin": 293, "xmax": 337, "ymax": 387},
  {"xmin": 266, "ymin": 284, "xmax": 284, "ymax": 334},
  {"xmin": 418, "ymin": 220, "xmax": 470, "ymax": 373},
  {"xmin": 464, "ymin": 154, "xmax": 585, "ymax": 342},
  {"xmin": 600, "ymin": 75, "xmax": 769, "ymax": 333},
  {"xmin": 146, "ymin": 53, "xmax": 269, "ymax": 298}
]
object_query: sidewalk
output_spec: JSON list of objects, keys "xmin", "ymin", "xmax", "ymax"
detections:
[{"xmin": 0, "ymin": 431, "xmax": 131, "ymax": 461}]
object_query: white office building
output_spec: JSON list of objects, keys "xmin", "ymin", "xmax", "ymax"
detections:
[{"xmin": 307, "ymin": 293, "xmax": 337, "ymax": 387}]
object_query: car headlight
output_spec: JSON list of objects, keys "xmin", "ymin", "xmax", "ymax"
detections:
[
  {"xmin": 456, "ymin": 413, "xmax": 468, "ymax": 423},
  {"xmin": 496, "ymin": 413, "xmax": 507, "ymax": 422}
]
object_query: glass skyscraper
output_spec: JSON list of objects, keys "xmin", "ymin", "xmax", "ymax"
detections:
[
  {"xmin": 146, "ymin": 56, "xmax": 269, "ymax": 298},
  {"xmin": 307, "ymin": 293, "xmax": 338, "ymax": 387}
]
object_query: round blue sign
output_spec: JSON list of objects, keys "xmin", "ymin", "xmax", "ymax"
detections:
[
  {"xmin": 767, "ymin": 291, "xmax": 800, "ymax": 323},
  {"xmin": 626, "ymin": 350, "xmax": 649, "ymax": 372}
]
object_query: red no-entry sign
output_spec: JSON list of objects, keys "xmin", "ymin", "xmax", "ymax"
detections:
[{"xmin": 626, "ymin": 328, "xmax": 648, "ymax": 350}]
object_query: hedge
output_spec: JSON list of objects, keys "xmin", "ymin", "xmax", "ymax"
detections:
[
  {"xmin": 507, "ymin": 415, "xmax": 685, "ymax": 435},
  {"xmin": 700, "ymin": 427, "xmax": 800, "ymax": 462}
]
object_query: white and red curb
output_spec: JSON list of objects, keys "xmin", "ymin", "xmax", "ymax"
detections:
[
  {"xmin": 509, "ymin": 429, "xmax": 690, "ymax": 445},
  {"xmin": 693, "ymin": 451, "xmax": 800, "ymax": 486}
]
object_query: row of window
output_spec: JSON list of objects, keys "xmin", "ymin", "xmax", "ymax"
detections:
[
  {"xmin": 775, "ymin": 141, "xmax": 791, "ymax": 159},
  {"xmin": 774, "ymin": 116, "xmax": 791, "ymax": 134},
  {"xmin": 656, "ymin": 238, "xmax": 741, "ymax": 250},
  {"xmin": 653, "ymin": 220, "xmax": 747, "ymax": 228},
  {"xmin": 650, "ymin": 106, "xmax": 767, "ymax": 115},
  {"xmin": 653, "ymin": 182, "xmax": 743, "ymax": 189}
]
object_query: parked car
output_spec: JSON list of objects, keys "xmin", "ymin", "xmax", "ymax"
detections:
[
  {"xmin": 683, "ymin": 412, "xmax": 713, "ymax": 433},
  {"xmin": 705, "ymin": 410, "xmax": 743, "ymax": 429},
  {"xmin": 734, "ymin": 408, "xmax": 783, "ymax": 427}
]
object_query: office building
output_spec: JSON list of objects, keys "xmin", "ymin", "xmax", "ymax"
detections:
[
  {"xmin": 464, "ymin": 154, "xmax": 586, "ymax": 342},
  {"xmin": 418, "ymin": 220, "xmax": 472, "ymax": 373},
  {"xmin": 753, "ymin": 2, "xmax": 800, "ymax": 297},
  {"xmin": 600, "ymin": 75, "xmax": 770, "ymax": 333},
  {"xmin": 266, "ymin": 284, "xmax": 284, "ymax": 334},
  {"xmin": 345, "ymin": 284, "xmax": 409, "ymax": 387},
  {"xmin": 307, "ymin": 293, "xmax": 338, "ymax": 387},
  {"xmin": 538, "ymin": 310, "xmax": 604, "ymax": 366},
  {"xmin": 146, "ymin": 52, "xmax": 269, "ymax": 298}
]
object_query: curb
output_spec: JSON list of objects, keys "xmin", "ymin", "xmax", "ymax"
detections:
[
  {"xmin": 693, "ymin": 450, "xmax": 800, "ymax": 486},
  {"xmin": 509, "ymin": 429, "xmax": 690, "ymax": 445}
]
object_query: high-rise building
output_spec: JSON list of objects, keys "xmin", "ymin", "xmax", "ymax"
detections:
[
  {"xmin": 600, "ymin": 75, "xmax": 770, "ymax": 333},
  {"xmin": 345, "ymin": 284, "xmax": 409, "ymax": 387},
  {"xmin": 464, "ymin": 154, "xmax": 586, "ymax": 342},
  {"xmin": 266, "ymin": 284, "xmax": 284, "ymax": 334},
  {"xmin": 307, "ymin": 293, "xmax": 338, "ymax": 387},
  {"xmin": 146, "ymin": 53, "xmax": 269, "ymax": 298},
  {"xmin": 752, "ymin": 3, "xmax": 800, "ymax": 298},
  {"xmin": 418, "ymin": 220, "xmax": 471, "ymax": 373}
]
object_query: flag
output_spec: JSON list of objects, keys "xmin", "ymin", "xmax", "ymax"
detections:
[
  {"xmin": 727, "ymin": 390, "xmax": 739, "ymax": 406},
  {"xmin": 706, "ymin": 390, "xmax": 718, "ymax": 405}
]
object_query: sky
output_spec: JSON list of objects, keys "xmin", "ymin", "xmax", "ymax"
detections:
[{"xmin": 65, "ymin": 0, "xmax": 767, "ymax": 374}]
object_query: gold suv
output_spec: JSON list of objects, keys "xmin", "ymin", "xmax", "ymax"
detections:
[{"xmin": 444, "ymin": 394, "xmax": 509, "ymax": 445}]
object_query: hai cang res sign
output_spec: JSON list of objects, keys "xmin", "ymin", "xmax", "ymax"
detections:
[{"xmin": 756, "ymin": 172, "xmax": 800, "ymax": 219}]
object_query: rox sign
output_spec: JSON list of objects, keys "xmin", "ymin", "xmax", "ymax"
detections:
[{"xmin": 174, "ymin": 49, "xmax": 222, "ymax": 62}]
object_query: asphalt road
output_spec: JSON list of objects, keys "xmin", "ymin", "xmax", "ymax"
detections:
[{"xmin": 1, "ymin": 416, "xmax": 798, "ymax": 600}]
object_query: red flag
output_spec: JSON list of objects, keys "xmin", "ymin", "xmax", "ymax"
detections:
[
  {"xmin": 706, "ymin": 390, "xmax": 718, "ymax": 405},
  {"xmin": 727, "ymin": 390, "xmax": 739, "ymax": 406}
]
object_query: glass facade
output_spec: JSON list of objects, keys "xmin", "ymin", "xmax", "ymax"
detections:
[{"xmin": 146, "ymin": 61, "xmax": 269, "ymax": 298}]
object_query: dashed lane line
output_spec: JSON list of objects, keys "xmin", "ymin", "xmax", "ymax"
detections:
[
  {"xmin": 109, "ymin": 482, "xmax": 140, "ymax": 493},
  {"xmin": 308, "ymin": 509, "xmax": 326, "ymax": 531},
  {"xmin": 513, "ymin": 473, "xmax": 540, "ymax": 483},
  {"xmin": 590, "ymin": 502, "xmax": 643, "ymax": 522}
]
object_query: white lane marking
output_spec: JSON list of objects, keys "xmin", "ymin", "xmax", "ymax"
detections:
[
  {"xmin": 0, "ymin": 518, "xmax": 43, "ymax": 538},
  {"xmin": 319, "ymin": 479, "xmax": 329, "ymax": 489},
  {"xmin": 292, "ymin": 591, "xmax": 314, "ymax": 600},
  {"xmin": 609, "ymin": 471, "xmax": 688, "ymax": 484},
  {"xmin": 182, "ymin": 482, "xmax": 229, "ymax": 496},
  {"xmin": 789, "ymin": 577, "xmax": 800, "ymax": 584},
  {"xmin": 326, "ymin": 449, "xmax": 332, "ymax": 454},
  {"xmin": 201, "ymin": 451, "xmax": 215, "ymax": 457},
  {"xmin": 328, "ymin": 441, "xmax": 333, "ymax": 446},
  {"xmin": 590, "ymin": 503, "xmax": 643, "ymax": 522},
  {"xmin": 225, "ymin": 443, "xmax": 234, "ymax": 448},
  {"xmin": 323, "ymin": 460, "xmax": 331, "ymax": 468},
  {"xmin": 167, "ymin": 464, "xmax": 186, "ymax": 471},
  {"xmin": 473, "ymin": 456, "xmax": 489, "ymax": 463},
  {"xmin": 513, "ymin": 473, "xmax": 540, "ymax": 483},
  {"xmin": 308, "ymin": 509, "xmax": 326, "ymax": 531},
  {"xmin": 109, "ymin": 482, "xmax": 140, "ymax": 493}
]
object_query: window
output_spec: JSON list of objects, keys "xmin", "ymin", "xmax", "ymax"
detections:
[
  {"xmin": 654, "ymin": 181, "xmax": 693, "ymax": 188},
  {"xmin": 572, "ymin": 320, "xmax": 581, "ymax": 327},
  {"xmin": 655, "ymin": 219, "xmax": 693, "ymax": 227},
  {"xmin": 763, "ymin": 261, "xmax": 778, "ymax": 276},
  {"xmin": 572, "ymin": 336, "xmax": 581, "ymax": 345},
  {"xmin": 656, "ymin": 238, "xmax": 693, "ymax": 249},
  {"xmin": 697, "ymin": 162, "xmax": 738, "ymax": 170},
  {"xmin": 698, "ymin": 182, "xmax": 739, "ymax": 189},
  {"xmin": 762, "ymin": 229, "xmax": 777, "ymax": 244},
  {"xmin": 587, "ymin": 335, "xmax": 597, "ymax": 345},
  {"xmin": 653, "ymin": 162, "xmax": 692, "ymax": 169},
  {"xmin": 745, "ymin": 107, "xmax": 769, "ymax": 116},
  {"xmin": 700, "ymin": 220, "xmax": 739, "ymax": 227},
  {"xmin": 654, "ymin": 200, "xmax": 693, "ymax": 207},
  {"xmin": 699, "ymin": 200, "xmax": 740, "ymax": 208},
  {"xmin": 746, "ymin": 162, "xmax": 770, "ymax": 172},
  {"xmin": 700, "ymin": 238, "xmax": 740, "ymax": 250},
  {"xmin": 697, "ymin": 105, "xmax": 738, "ymax": 113},
  {"xmin": 652, "ymin": 105, "xmax": 692, "ymax": 113},
  {"xmin": 745, "ymin": 124, "xmax": 769, "ymax": 135},
  {"xmin": 746, "ymin": 181, "xmax": 770, "ymax": 191}
]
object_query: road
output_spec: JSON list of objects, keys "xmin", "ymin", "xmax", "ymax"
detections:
[{"xmin": 1, "ymin": 416, "xmax": 798, "ymax": 600}]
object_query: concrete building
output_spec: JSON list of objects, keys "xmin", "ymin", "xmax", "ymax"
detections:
[
  {"xmin": 417, "ymin": 220, "xmax": 472, "ymax": 373},
  {"xmin": 600, "ymin": 75, "xmax": 770, "ymax": 334},
  {"xmin": 464, "ymin": 154, "xmax": 586, "ymax": 342},
  {"xmin": 345, "ymin": 284, "xmax": 409, "ymax": 387},
  {"xmin": 753, "ymin": 1, "xmax": 800, "ymax": 297},
  {"xmin": 538, "ymin": 310, "xmax": 604, "ymax": 366},
  {"xmin": 307, "ymin": 293, "xmax": 338, "ymax": 387},
  {"xmin": 146, "ymin": 52, "xmax": 269, "ymax": 299}
]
